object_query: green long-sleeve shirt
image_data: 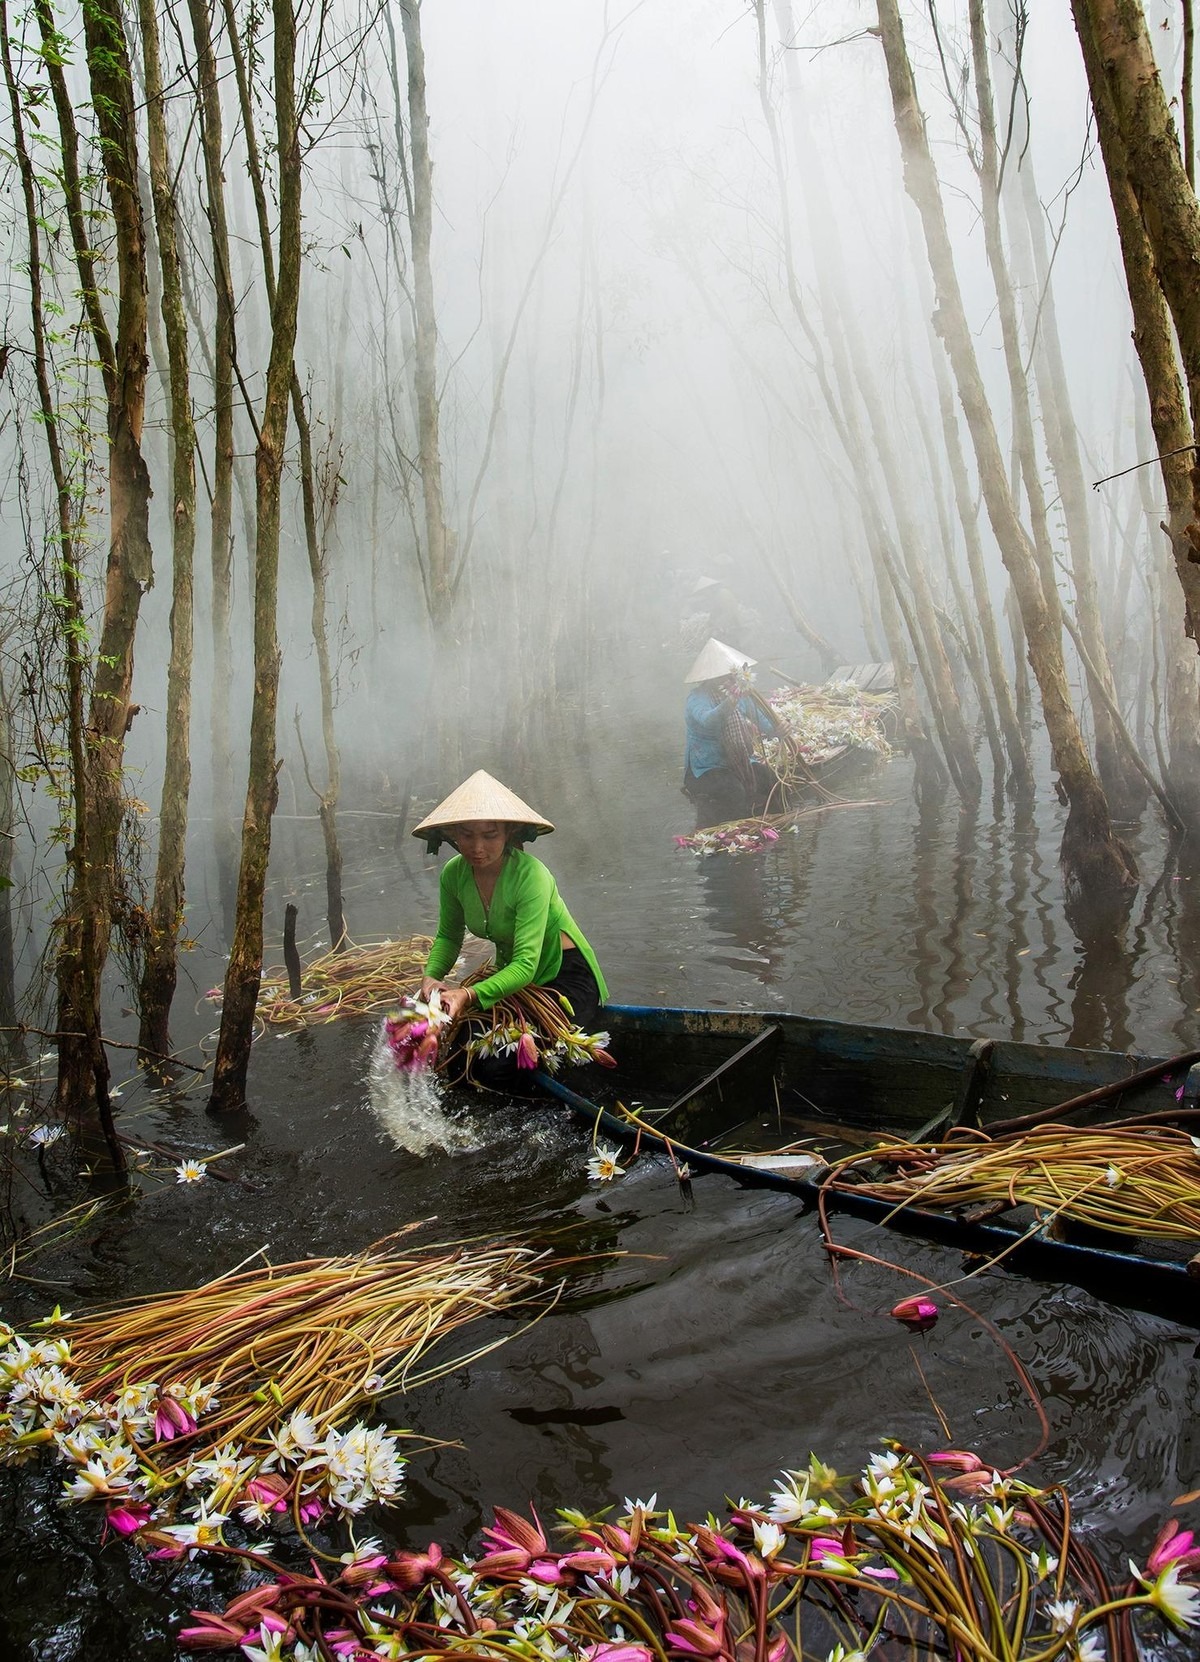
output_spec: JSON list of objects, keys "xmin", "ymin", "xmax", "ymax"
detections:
[{"xmin": 424, "ymin": 849, "xmax": 608, "ymax": 1012}]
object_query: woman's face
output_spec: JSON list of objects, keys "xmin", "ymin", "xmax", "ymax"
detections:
[{"xmin": 450, "ymin": 820, "xmax": 509, "ymax": 870}]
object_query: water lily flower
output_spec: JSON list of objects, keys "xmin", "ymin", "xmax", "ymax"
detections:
[
  {"xmin": 767, "ymin": 1469, "xmax": 817, "ymax": 1523},
  {"xmin": 153, "ymin": 1393, "xmax": 198, "ymax": 1442},
  {"xmin": 175, "ymin": 1159, "xmax": 207, "ymax": 1184},
  {"xmin": 925, "ymin": 1449, "xmax": 984, "ymax": 1473},
  {"xmin": 177, "ymin": 1611, "xmax": 250, "ymax": 1649},
  {"xmin": 105, "ymin": 1500, "xmax": 152, "ymax": 1536},
  {"xmin": 752, "ymin": 1519, "xmax": 786, "ymax": 1558},
  {"xmin": 890, "ymin": 1294, "xmax": 939, "ymax": 1331},
  {"xmin": 28, "ymin": 1124, "xmax": 64, "ymax": 1147},
  {"xmin": 664, "ymin": 1617, "xmax": 726, "ymax": 1657},
  {"xmin": 516, "ymin": 1030, "xmax": 539, "ymax": 1070},
  {"xmin": 474, "ymin": 1504, "xmax": 549, "ymax": 1575},
  {"xmin": 1146, "ymin": 1520, "xmax": 1200, "ymax": 1574},
  {"xmin": 1143, "ymin": 1559, "xmax": 1200, "ymax": 1628},
  {"xmin": 586, "ymin": 1145, "xmax": 625, "ymax": 1182},
  {"xmin": 386, "ymin": 1541, "xmax": 444, "ymax": 1590},
  {"xmin": 1045, "ymin": 1598, "xmax": 1079, "ymax": 1633},
  {"xmin": 584, "ymin": 1646, "xmax": 653, "ymax": 1662}
]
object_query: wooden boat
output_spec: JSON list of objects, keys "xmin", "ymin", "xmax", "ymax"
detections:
[{"xmin": 533, "ymin": 1003, "xmax": 1200, "ymax": 1325}]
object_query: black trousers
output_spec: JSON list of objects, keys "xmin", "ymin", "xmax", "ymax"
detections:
[
  {"xmin": 455, "ymin": 949, "xmax": 604, "ymax": 1093},
  {"xmin": 683, "ymin": 764, "xmax": 774, "ymax": 826}
]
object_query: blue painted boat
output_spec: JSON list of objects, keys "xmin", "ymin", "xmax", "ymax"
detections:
[{"xmin": 533, "ymin": 1003, "xmax": 1200, "ymax": 1323}]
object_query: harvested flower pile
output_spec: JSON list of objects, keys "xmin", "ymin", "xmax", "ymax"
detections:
[
  {"xmin": 174, "ymin": 1445, "xmax": 1197, "ymax": 1659},
  {"xmin": 674, "ymin": 820, "xmax": 781, "ymax": 856},
  {"xmin": 249, "ymin": 937, "xmax": 433, "ymax": 1028},
  {"xmin": 385, "ymin": 982, "xmax": 614, "ymax": 1080},
  {"xmin": 0, "ymin": 1233, "xmax": 551, "ymax": 1543},
  {"xmin": 827, "ymin": 1123, "xmax": 1200, "ymax": 1240},
  {"xmin": 764, "ymin": 678, "xmax": 894, "ymax": 770}
]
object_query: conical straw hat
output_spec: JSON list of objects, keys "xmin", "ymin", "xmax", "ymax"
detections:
[
  {"xmin": 684, "ymin": 637, "xmax": 756, "ymax": 684},
  {"xmin": 412, "ymin": 770, "xmax": 554, "ymax": 853}
]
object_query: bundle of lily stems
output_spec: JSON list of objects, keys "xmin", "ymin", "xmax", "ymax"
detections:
[
  {"xmin": 175, "ymin": 1444, "xmax": 1195, "ymax": 1660},
  {"xmin": 0, "ymin": 1231, "xmax": 554, "ymax": 1542},
  {"xmin": 828, "ymin": 1123, "xmax": 1200, "ymax": 1241},
  {"xmin": 387, "ymin": 977, "xmax": 613, "ymax": 1080},
  {"xmin": 254, "ymin": 937, "xmax": 433, "ymax": 1027}
]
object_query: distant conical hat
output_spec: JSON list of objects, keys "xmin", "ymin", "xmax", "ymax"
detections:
[
  {"xmin": 684, "ymin": 637, "xmax": 756, "ymax": 684},
  {"xmin": 691, "ymin": 575, "xmax": 721, "ymax": 594},
  {"xmin": 412, "ymin": 770, "xmax": 554, "ymax": 853}
]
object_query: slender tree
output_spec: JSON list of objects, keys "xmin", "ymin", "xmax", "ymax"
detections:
[
  {"xmin": 36, "ymin": 0, "xmax": 155, "ymax": 1126},
  {"xmin": 209, "ymin": 0, "xmax": 303, "ymax": 1111},
  {"xmin": 187, "ymin": 0, "xmax": 239, "ymax": 930},
  {"xmin": 874, "ymin": 0, "xmax": 1136, "ymax": 899},
  {"xmin": 136, "ymin": 0, "xmax": 196, "ymax": 1059},
  {"xmin": 398, "ymin": 0, "xmax": 452, "ymax": 631}
]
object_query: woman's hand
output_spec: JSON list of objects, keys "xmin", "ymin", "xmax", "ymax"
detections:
[
  {"xmin": 419, "ymin": 976, "xmax": 451, "ymax": 1003},
  {"xmin": 439, "ymin": 986, "xmax": 477, "ymax": 1022}
]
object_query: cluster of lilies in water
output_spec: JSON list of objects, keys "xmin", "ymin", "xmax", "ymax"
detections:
[
  {"xmin": 133, "ymin": 1449, "xmax": 1200, "ymax": 1660},
  {"xmin": 2, "ymin": 1280, "xmax": 1200, "ymax": 1659}
]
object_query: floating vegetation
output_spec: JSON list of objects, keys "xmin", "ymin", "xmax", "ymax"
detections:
[
  {"xmin": 172, "ymin": 1445, "xmax": 1196, "ymax": 1659},
  {"xmin": 829, "ymin": 1124, "xmax": 1200, "ymax": 1241},
  {"xmin": 0, "ymin": 1232, "xmax": 553, "ymax": 1541},
  {"xmin": 247, "ymin": 937, "xmax": 434, "ymax": 1028}
]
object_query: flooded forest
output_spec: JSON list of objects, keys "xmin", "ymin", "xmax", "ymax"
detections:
[{"xmin": 5, "ymin": 0, "xmax": 1200, "ymax": 1658}]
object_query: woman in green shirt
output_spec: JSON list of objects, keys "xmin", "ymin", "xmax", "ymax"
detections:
[{"xmin": 414, "ymin": 771, "xmax": 607, "ymax": 1082}]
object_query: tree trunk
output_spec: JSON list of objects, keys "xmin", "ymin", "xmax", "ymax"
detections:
[
  {"xmin": 38, "ymin": 0, "xmax": 153, "ymax": 1135},
  {"xmin": 398, "ymin": 0, "xmax": 452, "ymax": 630},
  {"xmin": 1072, "ymin": 0, "xmax": 1200, "ymax": 591},
  {"xmin": 188, "ymin": 0, "xmax": 238, "ymax": 933},
  {"xmin": 973, "ymin": 0, "xmax": 1143, "ymax": 819},
  {"xmin": 209, "ymin": 0, "xmax": 302, "ymax": 1112},
  {"xmin": 137, "ymin": 0, "xmax": 196, "ymax": 1061},
  {"xmin": 874, "ymin": 0, "xmax": 1136, "ymax": 900},
  {"xmin": 221, "ymin": 0, "xmax": 347, "ymax": 953}
]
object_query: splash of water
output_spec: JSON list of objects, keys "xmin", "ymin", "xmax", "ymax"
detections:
[{"xmin": 367, "ymin": 1029, "xmax": 481, "ymax": 1155}]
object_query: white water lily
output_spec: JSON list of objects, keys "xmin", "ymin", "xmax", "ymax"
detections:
[
  {"xmin": 1148, "ymin": 1560, "xmax": 1200, "ymax": 1629},
  {"xmin": 1046, "ymin": 1598, "xmax": 1079, "ymax": 1633},
  {"xmin": 29, "ymin": 1124, "xmax": 64, "ymax": 1147},
  {"xmin": 587, "ymin": 1145, "xmax": 625, "ymax": 1182},
  {"xmin": 767, "ymin": 1468, "xmax": 816, "ymax": 1522},
  {"xmin": 174, "ymin": 1159, "xmax": 207, "ymax": 1184},
  {"xmin": 752, "ymin": 1519, "xmax": 786, "ymax": 1558}
]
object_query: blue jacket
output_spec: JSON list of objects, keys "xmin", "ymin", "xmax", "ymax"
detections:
[{"xmin": 684, "ymin": 687, "xmax": 776, "ymax": 778}]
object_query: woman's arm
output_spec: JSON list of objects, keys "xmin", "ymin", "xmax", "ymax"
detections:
[
  {"xmin": 423, "ymin": 862, "xmax": 467, "ymax": 981},
  {"xmin": 687, "ymin": 689, "xmax": 732, "ymax": 736}
]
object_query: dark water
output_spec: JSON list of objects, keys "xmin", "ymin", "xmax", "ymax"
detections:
[{"xmin": 3, "ymin": 731, "xmax": 1200, "ymax": 1657}]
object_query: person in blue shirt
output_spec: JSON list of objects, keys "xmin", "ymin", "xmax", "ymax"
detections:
[{"xmin": 682, "ymin": 638, "xmax": 780, "ymax": 824}]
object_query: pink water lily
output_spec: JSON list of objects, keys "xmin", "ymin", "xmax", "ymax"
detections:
[
  {"xmin": 891, "ymin": 1294, "xmax": 939, "ymax": 1331},
  {"xmin": 242, "ymin": 1473, "xmax": 290, "ymax": 1513},
  {"xmin": 153, "ymin": 1394, "xmax": 197, "ymax": 1442},
  {"xmin": 926, "ymin": 1449, "xmax": 984, "ymax": 1473},
  {"xmin": 1148, "ymin": 1520, "xmax": 1200, "ymax": 1574},
  {"xmin": 105, "ymin": 1501, "xmax": 152, "ymax": 1537},
  {"xmin": 516, "ymin": 1030, "xmax": 539, "ymax": 1070},
  {"xmin": 177, "ymin": 1612, "xmax": 248, "ymax": 1649},
  {"xmin": 386, "ymin": 1542, "xmax": 443, "ymax": 1590},
  {"xmin": 585, "ymin": 1646, "xmax": 654, "ymax": 1662},
  {"xmin": 474, "ymin": 1504, "xmax": 552, "ymax": 1575},
  {"xmin": 665, "ymin": 1615, "xmax": 726, "ymax": 1656}
]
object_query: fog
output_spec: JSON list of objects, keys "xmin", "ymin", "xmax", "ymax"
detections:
[{"xmin": 0, "ymin": 0, "xmax": 1196, "ymax": 1047}]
